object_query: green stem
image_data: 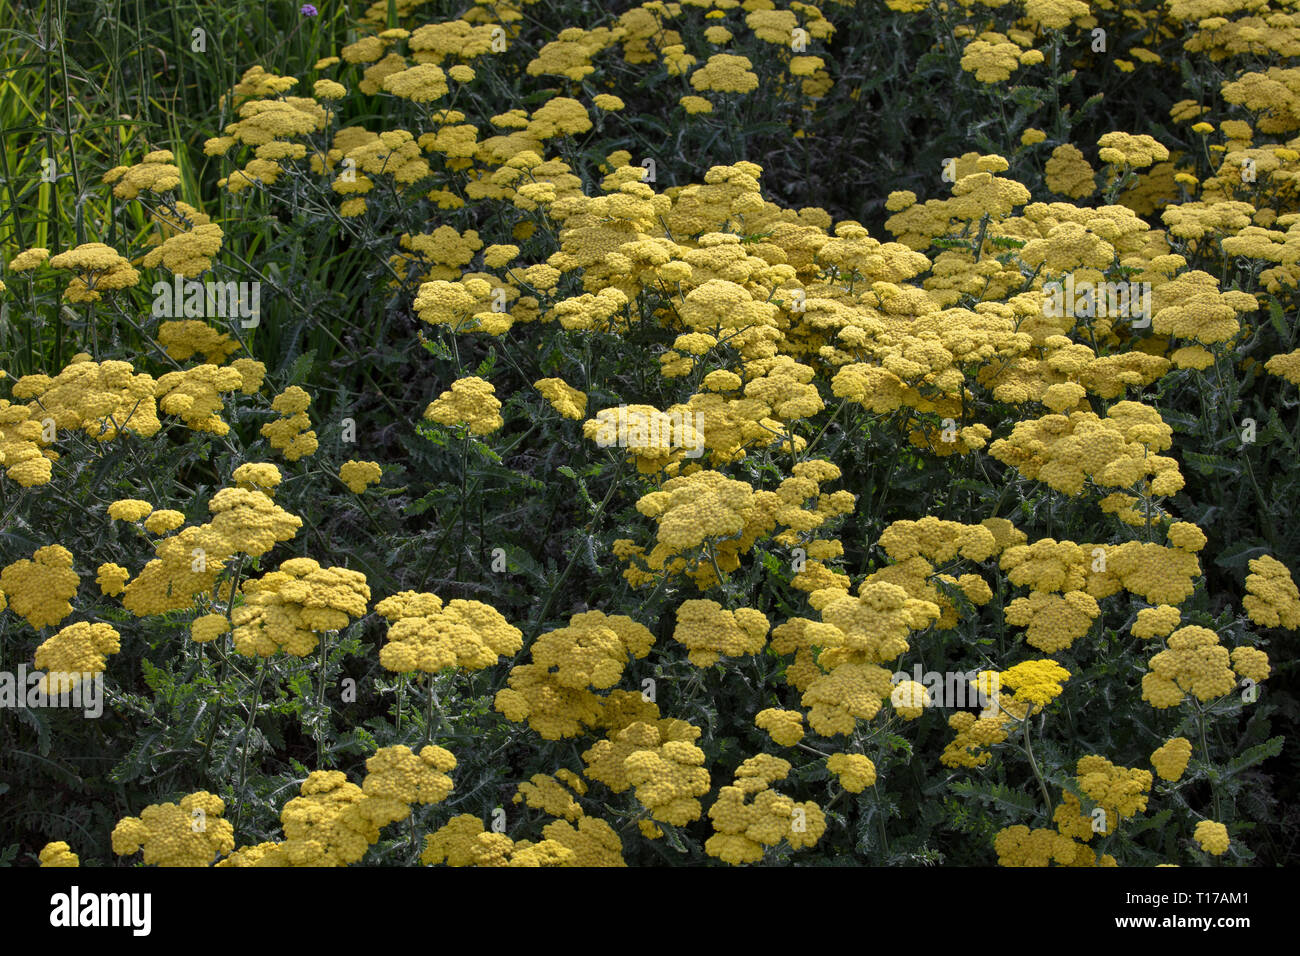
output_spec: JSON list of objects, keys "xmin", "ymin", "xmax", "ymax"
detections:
[
  {"xmin": 1021, "ymin": 713, "xmax": 1054, "ymax": 820},
  {"xmin": 232, "ymin": 658, "xmax": 270, "ymax": 832},
  {"xmin": 315, "ymin": 630, "xmax": 329, "ymax": 768},
  {"xmin": 422, "ymin": 673, "xmax": 437, "ymax": 746},
  {"xmin": 1196, "ymin": 702, "xmax": 1222, "ymax": 822}
]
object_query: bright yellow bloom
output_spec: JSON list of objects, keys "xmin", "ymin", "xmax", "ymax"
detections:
[
  {"xmin": 339, "ymin": 459, "xmax": 383, "ymax": 493},
  {"xmin": 534, "ymin": 378, "xmax": 588, "ymax": 419},
  {"xmin": 826, "ymin": 753, "xmax": 876, "ymax": 792},
  {"xmin": 38, "ymin": 841, "xmax": 79, "ymax": 867},
  {"xmin": 377, "ymin": 590, "xmax": 522, "ymax": 673},
  {"xmin": 112, "ymin": 792, "xmax": 234, "ymax": 866},
  {"xmin": 424, "ymin": 376, "xmax": 503, "ymax": 435},
  {"xmin": 1151, "ymin": 737, "xmax": 1192, "ymax": 781},
  {"xmin": 755, "ymin": 708, "xmax": 805, "ymax": 746},
  {"xmin": 1, "ymin": 544, "xmax": 79, "ymax": 630},
  {"xmin": 1194, "ymin": 820, "xmax": 1229, "ymax": 855}
]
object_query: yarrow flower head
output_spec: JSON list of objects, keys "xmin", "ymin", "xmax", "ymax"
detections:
[
  {"xmin": 1242, "ymin": 555, "xmax": 1300, "ymax": 630},
  {"xmin": 1, "ymin": 544, "xmax": 79, "ymax": 630},
  {"xmin": 231, "ymin": 558, "xmax": 370, "ymax": 657},
  {"xmin": 34, "ymin": 621, "xmax": 121, "ymax": 693},
  {"xmin": 1141, "ymin": 625, "xmax": 1239, "ymax": 708},
  {"xmin": 424, "ymin": 376, "xmax": 503, "ymax": 435},
  {"xmin": 339, "ymin": 459, "xmax": 383, "ymax": 493},
  {"xmin": 376, "ymin": 591, "xmax": 522, "ymax": 673},
  {"xmin": 112, "ymin": 792, "xmax": 234, "ymax": 867},
  {"xmin": 1194, "ymin": 820, "xmax": 1230, "ymax": 856},
  {"xmin": 1151, "ymin": 737, "xmax": 1192, "ymax": 782},
  {"xmin": 38, "ymin": 841, "xmax": 79, "ymax": 867}
]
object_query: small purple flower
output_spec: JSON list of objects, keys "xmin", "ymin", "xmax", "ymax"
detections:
[{"xmin": 300, "ymin": 4, "xmax": 318, "ymax": 15}]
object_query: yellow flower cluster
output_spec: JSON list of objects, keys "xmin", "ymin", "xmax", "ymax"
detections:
[
  {"xmin": 112, "ymin": 792, "xmax": 234, "ymax": 867},
  {"xmin": 1151, "ymin": 737, "xmax": 1193, "ymax": 782},
  {"xmin": 1264, "ymin": 349, "xmax": 1300, "ymax": 386},
  {"xmin": 671, "ymin": 599, "xmax": 769, "ymax": 667},
  {"xmin": 142, "ymin": 223, "xmax": 225, "ymax": 277},
  {"xmin": 1076, "ymin": 755, "xmax": 1153, "ymax": 832},
  {"xmin": 359, "ymin": 744, "xmax": 457, "ymax": 824},
  {"xmin": 527, "ymin": 610, "xmax": 653, "ymax": 688},
  {"xmin": 514, "ymin": 771, "xmax": 586, "ymax": 822},
  {"xmin": 145, "ymin": 510, "xmax": 185, "ymax": 534},
  {"xmin": 12, "ymin": 356, "xmax": 161, "ymax": 441},
  {"xmin": 773, "ymin": 581, "xmax": 940, "ymax": 737},
  {"xmin": 993, "ymin": 825, "xmax": 1078, "ymax": 866},
  {"xmin": 231, "ymin": 558, "xmax": 370, "ymax": 656},
  {"xmin": 109, "ymin": 497, "xmax": 156, "ymax": 521},
  {"xmin": 376, "ymin": 590, "xmax": 523, "ymax": 672},
  {"xmin": 706, "ymin": 754, "xmax": 825, "ymax": 864},
  {"xmin": 1004, "ymin": 589, "xmax": 1100, "ymax": 653},
  {"xmin": 826, "ymin": 752, "xmax": 876, "ymax": 792},
  {"xmin": 155, "ymin": 364, "xmax": 245, "ymax": 434},
  {"xmin": 338, "ymin": 459, "xmax": 383, "ymax": 493},
  {"xmin": 1044, "ymin": 144, "xmax": 1097, "ymax": 199},
  {"xmin": 33, "ymin": 621, "xmax": 121, "ymax": 693},
  {"xmin": 626, "ymin": 464, "xmax": 852, "ymax": 589},
  {"xmin": 1242, "ymin": 554, "xmax": 1300, "ymax": 629},
  {"xmin": 989, "ymin": 402, "xmax": 1183, "ymax": 500},
  {"xmin": 421, "ymin": 814, "xmax": 589, "ymax": 867},
  {"xmin": 47, "ymin": 242, "xmax": 140, "ymax": 302},
  {"xmin": 1141, "ymin": 625, "xmax": 1245, "ymax": 708},
  {"xmin": 0, "ymin": 398, "xmax": 52, "ymax": 486},
  {"xmin": 576, "ymin": 715, "xmax": 703, "ymax": 818},
  {"xmin": 101, "ymin": 150, "xmax": 182, "ymax": 199},
  {"xmin": 984, "ymin": 659, "xmax": 1072, "ymax": 709},
  {"xmin": 534, "ymin": 377, "xmax": 587, "ymax": 419},
  {"xmin": 122, "ymin": 487, "xmax": 302, "ymax": 616},
  {"xmin": 602, "ymin": 720, "xmax": 712, "ymax": 825},
  {"xmin": 961, "ymin": 33, "xmax": 1040, "ymax": 84},
  {"xmin": 233, "ymin": 461, "xmax": 282, "ymax": 494},
  {"xmin": 1133, "ymin": 604, "xmax": 1181, "ymax": 639},
  {"xmin": 755, "ymin": 707, "xmax": 805, "ymax": 746},
  {"xmin": 38, "ymin": 841, "xmax": 79, "ymax": 867},
  {"xmin": 190, "ymin": 613, "xmax": 230, "ymax": 644},
  {"xmin": 0, "ymin": 544, "xmax": 80, "ymax": 630},
  {"xmin": 268, "ymin": 770, "xmax": 396, "ymax": 865},
  {"xmin": 941, "ymin": 708, "xmax": 1014, "ymax": 768},
  {"xmin": 424, "ymin": 376, "xmax": 503, "ymax": 435},
  {"xmin": 1097, "ymin": 131, "xmax": 1171, "ymax": 168},
  {"xmin": 996, "ymin": 816, "xmax": 1118, "ymax": 867},
  {"xmin": 1194, "ymin": 819, "xmax": 1230, "ymax": 856},
  {"xmin": 690, "ymin": 53, "xmax": 759, "ymax": 94},
  {"xmin": 96, "ymin": 562, "xmax": 130, "ymax": 597},
  {"xmin": 157, "ymin": 321, "xmax": 242, "ymax": 364},
  {"xmin": 262, "ymin": 386, "xmax": 319, "ymax": 460},
  {"xmin": 890, "ymin": 679, "xmax": 931, "ymax": 719},
  {"xmin": 221, "ymin": 746, "xmax": 458, "ymax": 866}
]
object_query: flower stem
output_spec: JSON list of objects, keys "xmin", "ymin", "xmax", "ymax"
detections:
[{"xmin": 232, "ymin": 658, "xmax": 270, "ymax": 833}]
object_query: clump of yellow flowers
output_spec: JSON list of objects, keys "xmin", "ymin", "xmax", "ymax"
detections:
[
  {"xmin": 19, "ymin": 0, "xmax": 1300, "ymax": 872},
  {"xmin": 423, "ymin": 375, "xmax": 503, "ymax": 434},
  {"xmin": 34, "ymin": 622, "xmax": 121, "ymax": 693},
  {"xmin": 1, "ymin": 544, "xmax": 80, "ymax": 629},
  {"xmin": 112, "ymin": 792, "xmax": 234, "ymax": 867},
  {"xmin": 377, "ymin": 590, "xmax": 522, "ymax": 672},
  {"xmin": 706, "ymin": 754, "xmax": 826, "ymax": 864},
  {"xmin": 1151, "ymin": 738, "xmax": 1193, "ymax": 782},
  {"xmin": 262, "ymin": 385, "xmax": 319, "ymax": 460},
  {"xmin": 338, "ymin": 459, "xmax": 383, "ymax": 492},
  {"xmin": 1194, "ymin": 820, "xmax": 1230, "ymax": 856},
  {"xmin": 232, "ymin": 558, "xmax": 371, "ymax": 656}
]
